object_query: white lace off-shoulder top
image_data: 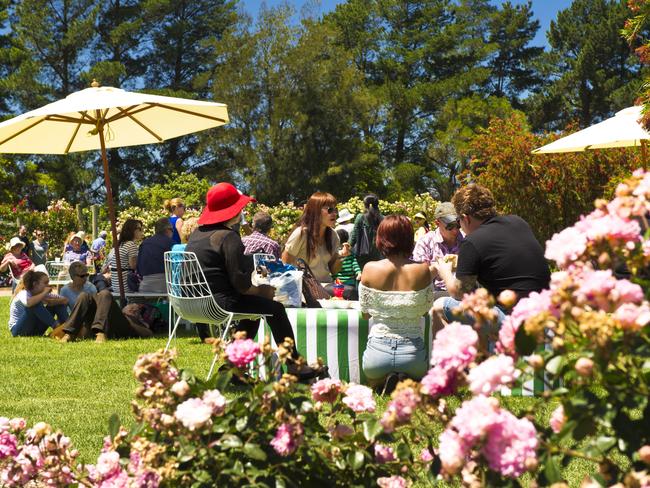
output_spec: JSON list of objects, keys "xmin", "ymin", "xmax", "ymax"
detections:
[{"xmin": 358, "ymin": 283, "xmax": 434, "ymax": 339}]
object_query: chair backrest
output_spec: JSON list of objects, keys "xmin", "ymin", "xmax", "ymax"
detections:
[
  {"xmin": 164, "ymin": 251, "xmax": 231, "ymax": 325},
  {"xmin": 44, "ymin": 261, "xmax": 71, "ymax": 283}
]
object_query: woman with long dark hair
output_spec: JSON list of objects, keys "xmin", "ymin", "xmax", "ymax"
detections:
[
  {"xmin": 103, "ymin": 219, "xmax": 144, "ymax": 292},
  {"xmin": 350, "ymin": 194, "xmax": 384, "ymax": 269},
  {"xmin": 282, "ymin": 192, "xmax": 342, "ymax": 283}
]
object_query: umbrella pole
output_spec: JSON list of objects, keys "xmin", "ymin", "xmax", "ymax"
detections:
[
  {"xmin": 97, "ymin": 119, "xmax": 126, "ymax": 305},
  {"xmin": 642, "ymin": 140, "xmax": 648, "ymax": 171}
]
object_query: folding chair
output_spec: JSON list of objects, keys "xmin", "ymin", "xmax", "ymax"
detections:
[{"xmin": 164, "ymin": 251, "xmax": 270, "ymax": 379}]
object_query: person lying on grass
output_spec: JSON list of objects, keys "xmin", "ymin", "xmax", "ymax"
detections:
[
  {"xmin": 8, "ymin": 270, "xmax": 68, "ymax": 337},
  {"xmin": 58, "ymin": 289, "xmax": 154, "ymax": 343}
]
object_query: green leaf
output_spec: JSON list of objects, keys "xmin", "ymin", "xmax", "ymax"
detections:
[
  {"xmin": 128, "ymin": 421, "xmax": 144, "ymax": 438},
  {"xmin": 236, "ymin": 416, "xmax": 248, "ymax": 432},
  {"xmin": 220, "ymin": 434, "xmax": 243, "ymax": 449},
  {"xmin": 573, "ymin": 418, "xmax": 596, "ymax": 441},
  {"xmin": 276, "ymin": 478, "xmax": 287, "ymax": 488},
  {"xmin": 545, "ymin": 356, "xmax": 563, "ymax": 375},
  {"xmin": 396, "ymin": 442, "xmax": 411, "ymax": 460},
  {"xmin": 244, "ymin": 442, "xmax": 268, "ymax": 461},
  {"xmin": 108, "ymin": 413, "xmax": 120, "ymax": 440},
  {"xmin": 515, "ymin": 325, "xmax": 536, "ymax": 356},
  {"xmin": 362, "ymin": 419, "xmax": 383, "ymax": 442},
  {"xmin": 348, "ymin": 450, "xmax": 365, "ymax": 470},
  {"xmin": 595, "ymin": 436, "xmax": 616, "ymax": 453},
  {"xmin": 544, "ymin": 455, "xmax": 562, "ymax": 483},
  {"xmin": 214, "ymin": 371, "xmax": 233, "ymax": 391}
]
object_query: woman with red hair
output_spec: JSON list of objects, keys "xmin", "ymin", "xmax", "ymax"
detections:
[
  {"xmin": 282, "ymin": 192, "xmax": 342, "ymax": 284},
  {"xmin": 359, "ymin": 215, "xmax": 435, "ymax": 394}
]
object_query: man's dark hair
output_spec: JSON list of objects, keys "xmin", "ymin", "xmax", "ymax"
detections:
[
  {"xmin": 253, "ymin": 212, "xmax": 273, "ymax": 234},
  {"xmin": 155, "ymin": 217, "xmax": 173, "ymax": 235}
]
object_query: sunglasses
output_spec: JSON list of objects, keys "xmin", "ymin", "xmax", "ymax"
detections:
[
  {"xmin": 445, "ymin": 221, "xmax": 460, "ymax": 231},
  {"xmin": 324, "ymin": 207, "xmax": 338, "ymax": 214}
]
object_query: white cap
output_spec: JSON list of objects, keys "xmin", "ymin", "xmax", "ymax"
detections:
[
  {"xmin": 72, "ymin": 231, "xmax": 86, "ymax": 241},
  {"xmin": 9, "ymin": 237, "xmax": 24, "ymax": 249}
]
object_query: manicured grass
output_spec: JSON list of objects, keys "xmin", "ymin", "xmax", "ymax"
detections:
[{"xmin": 0, "ymin": 295, "xmax": 596, "ymax": 484}]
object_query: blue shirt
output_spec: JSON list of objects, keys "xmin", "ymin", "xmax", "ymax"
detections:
[
  {"xmin": 91, "ymin": 237, "xmax": 106, "ymax": 253},
  {"xmin": 137, "ymin": 233, "xmax": 173, "ymax": 276},
  {"xmin": 169, "ymin": 216, "xmax": 181, "ymax": 245},
  {"xmin": 60, "ymin": 282, "xmax": 97, "ymax": 310}
]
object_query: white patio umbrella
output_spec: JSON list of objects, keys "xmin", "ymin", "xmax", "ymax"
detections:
[
  {"xmin": 532, "ymin": 105, "xmax": 649, "ymax": 168},
  {"xmin": 0, "ymin": 80, "xmax": 229, "ymax": 301}
]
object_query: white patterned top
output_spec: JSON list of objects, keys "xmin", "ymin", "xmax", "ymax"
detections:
[{"xmin": 359, "ymin": 283, "xmax": 434, "ymax": 339}]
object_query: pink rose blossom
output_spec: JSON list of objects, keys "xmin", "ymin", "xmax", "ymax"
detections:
[
  {"xmin": 202, "ymin": 389, "xmax": 226, "ymax": 416},
  {"xmin": 170, "ymin": 380, "xmax": 190, "ymax": 397},
  {"xmin": 420, "ymin": 448, "xmax": 434, "ymax": 463},
  {"xmin": 225, "ymin": 338, "xmax": 261, "ymax": 368},
  {"xmin": 374, "ymin": 443, "xmax": 396, "ymax": 463},
  {"xmin": 342, "ymin": 384, "xmax": 376, "ymax": 413},
  {"xmin": 450, "ymin": 396, "xmax": 500, "ymax": 443},
  {"xmin": 497, "ymin": 290, "xmax": 554, "ymax": 356},
  {"xmin": 381, "ymin": 386, "xmax": 420, "ymax": 432},
  {"xmin": 613, "ymin": 303, "xmax": 650, "ymax": 331},
  {"xmin": 549, "ymin": 405, "xmax": 565, "ymax": 434},
  {"xmin": 438, "ymin": 428, "xmax": 469, "ymax": 475},
  {"xmin": 8, "ymin": 418, "xmax": 25, "ymax": 432},
  {"xmin": 575, "ymin": 357, "xmax": 594, "ymax": 377},
  {"xmin": 0, "ymin": 432, "xmax": 17, "ymax": 459},
  {"xmin": 575, "ymin": 211, "xmax": 641, "ymax": 245},
  {"xmin": 613, "ymin": 279, "xmax": 644, "ymax": 305},
  {"xmin": 270, "ymin": 422, "xmax": 303, "ymax": 456},
  {"xmin": 496, "ymin": 316, "xmax": 518, "ymax": 356},
  {"xmin": 467, "ymin": 355, "xmax": 519, "ymax": 396},
  {"xmin": 94, "ymin": 451, "xmax": 122, "ymax": 478},
  {"xmin": 431, "ymin": 323, "xmax": 478, "ymax": 372},
  {"xmin": 420, "ymin": 367, "xmax": 456, "ymax": 397},
  {"xmin": 310, "ymin": 378, "xmax": 342, "ymax": 403},
  {"xmin": 174, "ymin": 398, "xmax": 213, "ymax": 431},
  {"xmin": 482, "ymin": 410, "xmax": 538, "ymax": 478},
  {"xmin": 377, "ymin": 475, "xmax": 410, "ymax": 488},
  {"xmin": 545, "ymin": 226, "xmax": 588, "ymax": 268}
]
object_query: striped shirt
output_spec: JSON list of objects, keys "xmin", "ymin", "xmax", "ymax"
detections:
[
  {"xmin": 242, "ymin": 231, "xmax": 281, "ymax": 259},
  {"xmin": 334, "ymin": 255, "xmax": 361, "ymax": 286},
  {"xmin": 105, "ymin": 241, "xmax": 139, "ymax": 292}
]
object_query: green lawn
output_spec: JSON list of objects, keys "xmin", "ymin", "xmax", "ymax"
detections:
[{"xmin": 0, "ymin": 296, "xmax": 595, "ymax": 485}]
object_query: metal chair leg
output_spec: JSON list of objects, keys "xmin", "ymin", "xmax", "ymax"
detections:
[
  {"xmin": 207, "ymin": 316, "xmax": 234, "ymax": 380},
  {"xmin": 165, "ymin": 315, "xmax": 183, "ymax": 352}
]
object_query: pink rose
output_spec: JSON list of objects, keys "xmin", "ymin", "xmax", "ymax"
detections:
[
  {"xmin": 202, "ymin": 389, "xmax": 226, "ymax": 416},
  {"xmin": 310, "ymin": 378, "xmax": 342, "ymax": 403},
  {"xmin": 174, "ymin": 398, "xmax": 212, "ymax": 431},
  {"xmin": 374, "ymin": 443, "xmax": 396, "ymax": 463},
  {"xmin": 270, "ymin": 422, "xmax": 303, "ymax": 456},
  {"xmin": 467, "ymin": 355, "xmax": 519, "ymax": 396},
  {"xmin": 575, "ymin": 358, "xmax": 594, "ymax": 377},
  {"xmin": 482, "ymin": 410, "xmax": 538, "ymax": 478},
  {"xmin": 225, "ymin": 339, "xmax": 261, "ymax": 368},
  {"xmin": 438, "ymin": 428, "xmax": 468, "ymax": 475},
  {"xmin": 420, "ymin": 448, "xmax": 433, "ymax": 463},
  {"xmin": 170, "ymin": 380, "xmax": 190, "ymax": 397},
  {"xmin": 431, "ymin": 323, "xmax": 478, "ymax": 372},
  {"xmin": 342, "ymin": 384, "xmax": 376, "ymax": 413},
  {"xmin": 639, "ymin": 445, "xmax": 650, "ymax": 464},
  {"xmin": 420, "ymin": 366, "xmax": 456, "ymax": 397},
  {"xmin": 377, "ymin": 475, "xmax": 410, "ymax": 488},
  {"xmin": 549, "ymin": 405, "xmax": 565, "ymax": 434}
]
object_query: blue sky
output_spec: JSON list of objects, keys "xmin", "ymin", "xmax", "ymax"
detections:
[{"xmin": 240, "ymin": 0, "xmax": 575, "ymax": 48}]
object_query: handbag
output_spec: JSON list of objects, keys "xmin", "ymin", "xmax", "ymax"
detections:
[
  {"xmin": 295, "ymin": 259, "xmax": 330, "ymax": 308},
  {"xmin": 352, "ymin": 217, "xmax": 370, "ymax": 257},
  {"xmin": 127, "ymin": 270, "xmax": 141, "ymax": 292}
]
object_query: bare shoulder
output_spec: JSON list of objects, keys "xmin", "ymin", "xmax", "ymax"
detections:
[
  {"xmin": 408, "ymin": 262, "xmax": 433, "ymax": 289},
  {"xmin": 360, "ymin": 259, "xmax": 389, "ymax": 287}
]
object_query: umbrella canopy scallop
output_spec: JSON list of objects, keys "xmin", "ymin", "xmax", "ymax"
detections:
[{"xmin": 0, "ymin": 85, "xmax": 229, "ymax": 154}]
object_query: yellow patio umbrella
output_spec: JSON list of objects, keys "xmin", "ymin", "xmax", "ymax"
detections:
[
  {"xmin": 0, "ymin": 80, "xmax": 229, "ymax": 301},
  {"xmin": 532, "ymin": 105, "xmax": 649, "ymax": 169}
]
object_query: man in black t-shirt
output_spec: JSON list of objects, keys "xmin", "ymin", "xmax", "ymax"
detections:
[{"xmin": 432, "ymin": 184, "xmax": 550, "ymax": 330}]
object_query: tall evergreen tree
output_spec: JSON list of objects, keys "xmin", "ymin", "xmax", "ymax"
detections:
[{"xmin": 528, "ymin": 0, "xmax": 642, "ymax": 130}]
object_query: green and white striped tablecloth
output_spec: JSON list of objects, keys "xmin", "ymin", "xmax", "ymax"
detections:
[{"xmin": 255, "ymin": 308, "xmax": 548, "ymax": 396}]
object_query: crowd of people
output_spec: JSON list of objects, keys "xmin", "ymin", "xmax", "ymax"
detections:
[{"xmin": 2, "ymin": 181, "xmax": 551, "ymax": 391}]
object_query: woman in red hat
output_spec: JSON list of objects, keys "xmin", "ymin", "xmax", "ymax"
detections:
[{"xmin": 186, "ymin": 182, "xmax": 320, "ymax": 380}]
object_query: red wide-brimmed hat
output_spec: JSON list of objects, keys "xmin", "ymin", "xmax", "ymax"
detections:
[{"xmin": 198, "ymin": 182, "xmax": 256, "ymax": 225}]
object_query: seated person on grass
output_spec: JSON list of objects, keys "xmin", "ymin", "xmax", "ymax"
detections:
[
  {"xmin": 333, "ymin": 228, "xmax": 361, "ymax": 300},
  {"xmin": 8, "ymin": 270, "xmax": 69, "ymax": 337},
  {"xmin": 137, "ymin": 217, "xmax": 173, "ymax": 293},
  {"xmin": 59, "ymin": 289, "xmax": 153, "ymax": 343},
  {"xmin": 60, "ymin": 261, "xmax": 97, "ymax": 311}
]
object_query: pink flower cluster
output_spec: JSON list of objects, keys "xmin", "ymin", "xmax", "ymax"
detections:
[
  {"xmin": 310, "ymin": 378, "xmax": 342, "ymax": 403},
  {"xmin": 574, "ymin": 269, "xmax": 643, "ymax": 311},
  {"xmin": 342, "ymin": 384, "xmax": 376, "ymax": 413},
  {"xmin": 613, "ymin": 302, "xmax": 650, "ymax": 331},
  {"xmin": 374, "ymin": 443, "xmax": 396, "ymax": 463},
  {"xmin": 381, "ymin": 386, "xmax": 420, "ymax": 432},
  {"xmin": 439, "ymin": 397, "xmax": 538, "ymax": 478},
  {"xmin": 270, "ymin": 422, "xmax": 303, "ymax": 457},
  {"xmin": 421, "ymin": 323, "xmax": 478, "ymax": 398},
  {"xmin": 377, "ymin": 475, "xmax": 410, "ymax": 488},
  {"xmin": 225, "ymin": 338, "xmax": 261, "ymax": 368},
  {"xmin": 467, "ymin": 355, "xmax": 519, "ymax": 395},
  {"xmin": 497, "ymin": 290, "xmax": 554, "ymax": 356},
  {"xmin": 174, "ymin": 389, "xmax": 227, "ymax": 431}
]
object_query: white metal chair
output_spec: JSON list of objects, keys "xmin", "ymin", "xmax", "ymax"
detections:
[{"xmin": 164, "ymin": 251, "xmax": 270, "ymax": 379}]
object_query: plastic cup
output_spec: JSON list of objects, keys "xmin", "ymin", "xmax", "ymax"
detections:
[{"xmin": 333, "ymin": 284, "xmax": 345, "ymax": 298}]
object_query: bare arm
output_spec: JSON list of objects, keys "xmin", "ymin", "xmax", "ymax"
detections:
[
  {"xmin": 434, "ymin": 259, "xmax": 477, "ymax": 300},
  {"xmin": 43, "ymin": 294, "xmax": 68, "ymax": 306},
  {"xmin": 328, "ymin": 253, "xmax": 342, "ymax": 275},
  {"xmin": 282, "ymin": 250, "xmax": 297, "ymax": 266},
  {"xmin": 26, "ymin": 288, "xmax": 52, "ymax": 307}
]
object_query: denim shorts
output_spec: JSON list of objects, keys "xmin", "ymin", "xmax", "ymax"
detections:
[{"xmin": 362, "ymin": 335, "xmax": 428, "ymax": 381}]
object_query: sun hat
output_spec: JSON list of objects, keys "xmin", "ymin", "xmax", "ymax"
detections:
[
  {"xmin": 336, "ymin": 208, "xmax": 354, "ymax": 224},
  {"xmin": 433, "ymin": 202, "xmax": 458, "ymax": 225},
  {"xmin": 9, "ymin": 237, "xmax": 24, "ymax": 250},
  {"xmin": 414, "ymin": 212, "xmax": 426, "ymax": 220},
  {"xmin": 198, "ymin": 182, "xmax": 256, "ymax": 225},
  {"xmin": 72, "ymin": 231, "xmax": 85, "ymax": 241}
]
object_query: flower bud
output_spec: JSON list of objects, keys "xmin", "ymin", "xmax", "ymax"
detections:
[
  {"xmin": 575, "ymin": 358, "xmax": 594, "ymax": 377},
  {"xmin": 498, "ymin": 290, "xmax": 517, "ymax": 308},
  {"xmin": 527, "ymin": 354, "xmax": 544, "ymax": 369},
  {"xmin": 524, "ymin": 457, "xmax": 538, "ymax": 471},
  {"xmin": 639, "ymin": 445, "xmax": 650, "ymax": 464},
  {"xmin": 171, "ymin": 380, "xmax": 190, "ymax": 397}
]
